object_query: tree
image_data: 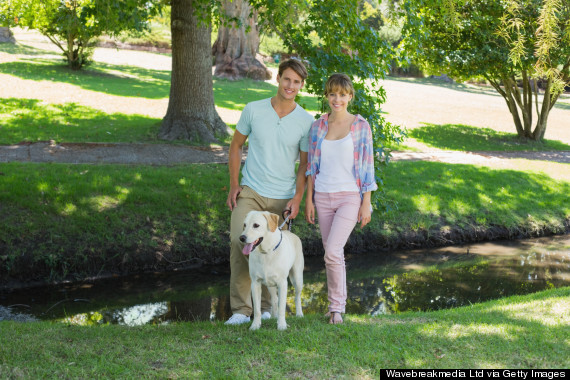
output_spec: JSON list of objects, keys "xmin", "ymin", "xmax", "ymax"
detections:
[
  {"xmin": 0, "ymin": 0, "xmax": 160, "ymax": 69},
  {"xmin": 399, "ymin": 0, "xmax": 570, "ymax": 141},
  {"xmin": 158, "ymin": 0, "xmax": 228, "ymax": 142},
  {"xmin": 211, "ymin": 0, "xmax": 271, "ymax": 80},
  {"xmin": 0, "ymin": 26, "xmax": 15, "ymax": 43}
]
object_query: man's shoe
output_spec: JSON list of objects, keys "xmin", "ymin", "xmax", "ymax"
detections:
[
  {"xmin": 225, "ymin": 313, "xmax": 250, "ymax": 325},
  {"xmin": 261, "ymin": 311, "xmax": 272, "ymax": 320}
]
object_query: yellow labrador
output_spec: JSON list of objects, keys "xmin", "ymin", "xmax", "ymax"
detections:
[{"xmin": 240, "ymin": 210, "xmax": 304, "ymax": 330}]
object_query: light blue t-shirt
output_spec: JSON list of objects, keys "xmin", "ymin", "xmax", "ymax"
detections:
[{"xmin": 237, "ymin": 98, "xmax": 313, "ymax": 199}]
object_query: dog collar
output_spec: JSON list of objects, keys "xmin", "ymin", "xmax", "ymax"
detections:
[{"xmin": 272, "ymin": 230, "xmax": 283, "ymax": 252}]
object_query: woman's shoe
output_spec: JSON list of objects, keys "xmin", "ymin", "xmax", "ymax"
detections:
[{"xmin": 329, "ymin": 311, "xmax": 343, "ymax": 324}]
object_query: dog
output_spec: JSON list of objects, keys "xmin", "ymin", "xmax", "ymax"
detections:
[{"xmin": 240, "ymin": 210, "xmax": 304, "ymax": 330}]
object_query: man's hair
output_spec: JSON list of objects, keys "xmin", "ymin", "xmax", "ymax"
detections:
[
  {"xmin": 325, "ymin": 73, "xmax": 355, "ymax": 98},
  {"xmin": 278, "ymin": 58, "xmax": 308, "ymax": 81}
]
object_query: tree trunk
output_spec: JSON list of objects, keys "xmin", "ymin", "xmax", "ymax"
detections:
[
  {"xmin": 0, "ymin": 27, "xmax": 15, "ymax": 43},
  {"xmin": 159, "ymin": 0, "xmax": 228, "ymax": 142},
  {"xmin": 212, "ymin": 0, "xmax": 271, "ymax": 81}
]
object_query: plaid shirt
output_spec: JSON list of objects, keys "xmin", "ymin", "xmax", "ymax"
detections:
[{"xmin": 306, "ymin": 113, "xmax": 378, "ymax": 197}]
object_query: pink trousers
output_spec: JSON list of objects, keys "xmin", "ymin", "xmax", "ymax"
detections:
[{"xmin": 314, "ymin": 191, "xmax": 361, "ymax": 314}]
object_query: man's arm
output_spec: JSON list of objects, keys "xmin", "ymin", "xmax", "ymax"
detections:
[
  {"xmin": 226, "ymin": 130, "xmax": 248, "ymax": 210},
  {"xmin": 286, "ymin": 151, "xmax": 308, "ymax": 219}
]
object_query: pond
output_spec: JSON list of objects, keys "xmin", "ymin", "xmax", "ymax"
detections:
[{"xmin": 1, "ymin": 235, "xmax": 568, "ymax": 325}]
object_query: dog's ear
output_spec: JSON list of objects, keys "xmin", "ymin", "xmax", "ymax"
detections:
[{"xmin": 263, "ymin": 212, "xmax": 279, "ymax": 232}]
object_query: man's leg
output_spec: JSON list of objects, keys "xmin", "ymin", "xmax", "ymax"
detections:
[
  {"xmin": 229, "ymin": 187, "xmax": 288, "ymax": 316},
  {"xmin": 229, "ymin": 187, "xmax": 262, "ymax": 316}
]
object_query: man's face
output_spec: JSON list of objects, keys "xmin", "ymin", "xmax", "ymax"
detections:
[{"xmin": 276, "ymin": 68, "xmax": 304, "ymax": 101}]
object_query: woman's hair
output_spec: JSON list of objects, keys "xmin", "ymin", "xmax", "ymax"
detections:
[
  {"xmin": 278, "ymin": 58, "xmax": 308, "ymax": 81},
  {"xmin": 324, "ymin": 73, "xmax": 354, "ymax": 98}
]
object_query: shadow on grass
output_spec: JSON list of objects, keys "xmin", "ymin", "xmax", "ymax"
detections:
[
  {"xmin": 393, "ymin": 288, "xmax": 570, "ymax": 367},
  {"xmin": 0, "ymin": 42, "xmax": 58, "ymax": 57},
  {"xmin": 386, "ymin": 76, "xmax": 570, "ymax": 112},
  {"xmin": 1, "ymin": 160, "xmax": 569, "ymax": 284},
  {"xmin": 0, "ymin": 98, "xmax": 161, "ymax": 144},
  {"xmin": 554, "ymin": 99, "xmax": 570, "ymax": 111},
  {"xmin": 0, "ymin": 59, "xmax": 171, "ymax": 99},
  {"xmin": 0, "ymin": 57, "xmax": 320, "ymax": 112},
  {"xmin": 0, "ymin": 162, "xmax": 231, "ymax": 282},
  {"xmin": 385, "ymin": 76, "xmax": 503, "ymax": 98},
  {"xmin": 382, "ymin": 161, "xmax": 570, "ymax": 231},
  {"xmin": 410, "ymin": 124, "xmax": 570, "ymax": 152}
]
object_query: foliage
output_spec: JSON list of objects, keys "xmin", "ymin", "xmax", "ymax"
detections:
[
  {"xmin": 254, "ymin": 0, "xmax": 407, "ymax": 211},
  {"xmin": 0, "ymin": 0, "xmax": 162, "ymax": 69},
  {"xmin": 499, "ymin": 0, "xmax": 570, "ymax": 94},
  {"xmin": 359, "ymin": 0, "xmax": 384, "ymax": 30},
  {"xmin": 399, "ymin": 0, "xmax": 570, "ymax": 141}
]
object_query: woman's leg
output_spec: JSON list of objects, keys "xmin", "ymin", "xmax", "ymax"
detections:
[{"xmin": 315, "ymin": 192, "xmax": 360, "ymax": 314}]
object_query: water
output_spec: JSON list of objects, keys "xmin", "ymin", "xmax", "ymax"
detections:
[{"xmin": 1, "ymin": 235, "xmax": 568, "ymax": 325}]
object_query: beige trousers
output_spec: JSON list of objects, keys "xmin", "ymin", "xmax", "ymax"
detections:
[{"xmin": 229, "ymin": 186, "xmax": 290, "ymax": 316}]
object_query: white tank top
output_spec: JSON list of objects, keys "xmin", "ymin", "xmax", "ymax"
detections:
[{"xmin": 315, "ymin": 134, "xmax": 359, "ymax": 193}]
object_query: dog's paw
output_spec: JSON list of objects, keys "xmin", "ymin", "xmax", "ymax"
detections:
[
  {"xmin": 296, "ymin": 311, "xmax": 303, "ymax": 317},
  {"xmin": 250, "ymin": 321, "xmax": 261, "ymax": 331},
  {"xmin": 277, "ymin": 321, "xmax": 288, "ymax": 331}
]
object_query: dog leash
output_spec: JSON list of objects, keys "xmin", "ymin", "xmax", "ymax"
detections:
[{"xmin": 279, "ymin": 209, "xmax": 293, "ymax": 231}]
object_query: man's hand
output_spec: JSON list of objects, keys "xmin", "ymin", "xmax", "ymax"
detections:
[
  {"xmin": 285, "ymin": 197, "xmax": 302, "ymax": 219},
  {"xmin": 226, "ymin": 185, "xmax": 242, "ymax": 211}
]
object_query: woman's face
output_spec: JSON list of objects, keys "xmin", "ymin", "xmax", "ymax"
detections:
[{"xmin": 327, "ymin": 88, "xmax": 353, "ymax": 113}]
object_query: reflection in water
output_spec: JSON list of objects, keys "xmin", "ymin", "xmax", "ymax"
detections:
[{"xmin": 1, "ymin": 236, "xmax": 569, "ymax": 326}]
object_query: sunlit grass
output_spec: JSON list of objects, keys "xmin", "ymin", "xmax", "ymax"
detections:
[
  {"xmin": 0, "ymin": 287, "xmax": 568, "ymax": 375},
  {"xmin": 410, "ymin": 123, "xmax": 570, "ymax": 151},
  {"xmin": 1, "ymin": 160, "xmax": 568, "ymax": 283},
  {"xmin": 0, "ymin": 98, "xmax": 161, "ymax": 144}
]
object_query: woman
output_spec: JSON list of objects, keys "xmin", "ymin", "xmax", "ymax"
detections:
[{"xmin": 305, "ymin": 73, "xmax": 378, "ymax": 324}]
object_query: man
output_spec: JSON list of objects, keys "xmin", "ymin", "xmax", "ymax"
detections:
[{"xmin": 225, "ymin": 59, "xmax": 314, "ymax": 325}]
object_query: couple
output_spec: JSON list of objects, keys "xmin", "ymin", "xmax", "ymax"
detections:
[{"xmin": 225, "ymin": 59, "xmax": 377, "ymax": 326}]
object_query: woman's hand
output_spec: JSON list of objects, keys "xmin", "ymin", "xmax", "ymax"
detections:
[
  {"xmin": 358, "ymin": 193, "xmax": 372, "ymax": 228},
  {"xmin": 305, "ymin": 199, "xmax": 315, "ymax": 224}
]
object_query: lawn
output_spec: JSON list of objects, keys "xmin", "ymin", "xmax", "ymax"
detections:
[{"xmin": 1, "ymin": 287, "xmax": 568, "ymax": 376}]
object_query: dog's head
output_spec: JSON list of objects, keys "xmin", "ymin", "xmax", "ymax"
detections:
[{"xmin": 239, "ymin": 211, "xmax": 279, "ymax": 256}]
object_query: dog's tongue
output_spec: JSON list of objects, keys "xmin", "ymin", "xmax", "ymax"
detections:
[{"xmin": 242, "ymin": 243, "xmax": 254, "ymax": 256}]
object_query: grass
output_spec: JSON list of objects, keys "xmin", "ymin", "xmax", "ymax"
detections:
[
  {"xmin": 98, "ymin": 21, "xmax": 172, "ymax": 50},
  {"xmin": 1, "ymin": 159, "xmax": 568, "ymax": 283},
  {"xmin": 410, "ymin": 123, "xmax": 570, "ymax": 151},
  {"xmin": 381, "ymin": 161, "xmax": 570, "ymax": 234},
  {"xmin": 0, "ymin": 59, "xmax": 171, "ymax": 99},
  {"xmin": 0, "ymin": 98, "xmax": 161, "ymax": 144},
  {"xmin": 1, "ymin": 287, "xmax": 568, "ymax": 376},
  {"xmin": 384, "ymin": 76, "xmax": 570, "ymax": 109}
]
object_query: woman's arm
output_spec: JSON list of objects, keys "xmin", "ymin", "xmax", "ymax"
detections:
[
  {"xmin": 305, "ymin": 175, "xmax": 316, "ymax": 224},
  {"xmin": 358, "ymin": 191, "xmax": 372, "ymax": 228}
]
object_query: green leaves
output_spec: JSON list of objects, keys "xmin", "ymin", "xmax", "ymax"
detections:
[
  {"xmin": 2, "ymin": 0, "xmax": 163, "ymax": 69},
  {"xmin": 400, "ymin": 0, "xmax": 570, "ymax": 141}
]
